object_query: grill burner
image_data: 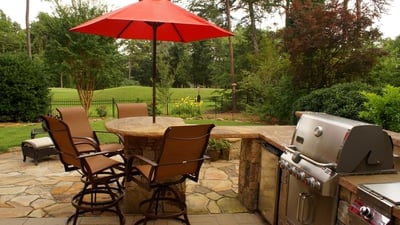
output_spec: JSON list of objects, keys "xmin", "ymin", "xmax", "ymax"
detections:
[{"xmin": 279, "ymin": 112, "xmax": 395, "ymax": 225}]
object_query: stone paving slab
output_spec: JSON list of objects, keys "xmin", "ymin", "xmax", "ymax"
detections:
[
  {"xmin": 0, "ymin": 150, "xmax": 248, "ymax": 218},
  {"xmin": 0, "ymin": 213, "xmax": 269, "ymax": 225}
]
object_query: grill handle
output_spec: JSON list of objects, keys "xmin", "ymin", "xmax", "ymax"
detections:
[
  {"xmin": 296, "ymin": 193, "xmax": 314, "ymax": 224},
  {"xmin": 284, "ymin": 145, "xmax": 337, "ymax": 169}
]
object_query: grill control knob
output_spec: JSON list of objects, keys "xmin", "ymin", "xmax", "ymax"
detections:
[
  {"xmin": 279, "ymin": 160, "xmax": 289, "ymax": 169},
  {"xmin": 297, "ymin": 171, "xmax": 306, "ymax": 180},
  {"xmin": 289, "ymin": 166, "xmax": 297, "ymax": 175},
  {"xmin": 312, "ymin": 180, "xmax": 321, "ymax": 190},
  {"xmin": 305, "ymin": 177, "xmax": 315, "ymax": 185},
  {"xmin": 305, "ymin": 177, "xmax": 321, "ymax": 190},
  {"xmin": 360, "ymin": 206, "xmax": 373, "ymax": 220}
]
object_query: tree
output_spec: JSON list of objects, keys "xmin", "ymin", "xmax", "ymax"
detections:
[
  {"xmin": 283, "ymin": 0, "xmax": 385, "ymax": 91},
  {"xmin": 0, "ymin": 10, "xmax": 25, "ymax": 53},
  {"xmin": 367, "ymin": 37, "xmax": 400, "ymax": 86},
  {"xmin": 239, "ymin": 34, "xmax": 292, "ymax": 123},
  {"xmin": 122, "ymin": 40, "xmax": 153, "ymax": 86},
  {"xmin": 157, "ymin": 43, "xmax": 174, "ymax": 115},
  {"xmin": 225, "ymin": 0, "xmax": 238, "ymax": 112},
  {"xmin": 187, "ymin": 0, "xmax": 232, "ymax": 89},
  {"xmin": 42, "ymin": 0, "xmax": 123, "ymax": 111},
  {"xmin": 0, "ymin": 53, "xmax": 49, "ymax": 122}
]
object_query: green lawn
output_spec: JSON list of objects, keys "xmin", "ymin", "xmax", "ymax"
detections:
[
  {"xmin": 0, "ymin": 117, "xmax": 262, "ymax": 153},
  {"xmin": 50, "ymin": 86, "xmax": 226, "ymax": 117},
  {"xmin": 0, "ymin": 86, "xmax": 258, "ymax": 153},
  {"xmin": 51, "ymin": 86, "xmax": 223, "ymax": 102}
]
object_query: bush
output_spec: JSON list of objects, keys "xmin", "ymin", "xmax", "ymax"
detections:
[
  {"xmin": 292, "ymin": 82, "xmax": 377, "ymax": 122},
  {"xmin": 359, "ymin": 85, "xmax": 400, "ymax": 132},
  {"xmin": 170, "ymin": 96, "xmax": 203, "ymax": 118},
  {"xmin": 206, "ymin": 138, "xmax": 231, "ymax": 161},
  {"xmin": 96, "ymin": 105, "xmax": 107, "ymax": 117},
  {"xmin": 0, "ymin": 53, "xmax": 50, "ymax": 122}
]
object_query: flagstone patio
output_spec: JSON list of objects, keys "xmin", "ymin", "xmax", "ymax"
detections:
[{"xmin": 0, "ymin": 149, "xmax": 248, "ymax": 218}]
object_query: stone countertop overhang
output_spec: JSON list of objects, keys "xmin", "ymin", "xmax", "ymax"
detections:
[{"xmin": 210, "ymin": 125, "xmax": 295, "ymax": 151}]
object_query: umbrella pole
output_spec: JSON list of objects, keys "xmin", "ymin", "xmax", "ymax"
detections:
[{"xmin": 152, "ymin": 24, "xmax": 157, "ymax": 124}]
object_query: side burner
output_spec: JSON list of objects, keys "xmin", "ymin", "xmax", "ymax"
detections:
[{"xmin": 349, "ymin": 182, "xmax": 400, "ymax": 225}]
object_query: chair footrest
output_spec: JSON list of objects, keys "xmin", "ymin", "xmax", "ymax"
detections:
[
  {"xmin": 139, "ymin": 197, "xmax": 186, "ymax": 219},
  {"xmin": 68, "ymin": 187, "xmax": 125, "ymax": 225},
  {"xmin": 21, "ymin": 137, "xmax": 59, "ymax": 165},
  {"xmin": 71, "ymin": 187, "xmax": 124, "ymax": 211}
]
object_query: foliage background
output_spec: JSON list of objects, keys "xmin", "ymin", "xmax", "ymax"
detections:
[
  {"xmin": 1, "ymin": 0, "xmax": 400, "ymax": 131},
  {"xmin": 0, "ymin": 53, "xmax": 49, "ymax": 122}
]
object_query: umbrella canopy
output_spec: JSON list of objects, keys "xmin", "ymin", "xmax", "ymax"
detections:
[
  {"xmin": 70, "ymin": 0, "xmax": 233, "ymax": 123},
  {"xmin": 71, "ymin": 0, "xmax": 232, "ymax": 42}
]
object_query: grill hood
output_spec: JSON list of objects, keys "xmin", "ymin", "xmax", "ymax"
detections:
[{"xmin": 292, "ymin": 112, "xmax": 394, "ymax": 173}]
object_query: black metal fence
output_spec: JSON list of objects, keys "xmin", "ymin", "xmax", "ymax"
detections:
[{"xmin": 50, "ymin": 96, "xmax": 233, "ymax": 119}]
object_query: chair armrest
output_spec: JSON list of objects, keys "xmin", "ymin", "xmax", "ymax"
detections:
[
  {"xmin": 77, "ymin": 150, "xmax": 115, "ymax": 159},
  {"xmin": 93, "ymin": 130, "xmax": 124, "ymax": 144},
  {"xmin": 203, "ymin": 155, "xmax": 211, "ymax": 160},
  {"xmin": 133, "ymin": 155, "xmax": 158, "ymax": 166},
  {"xmin": 73, "ymin": 136, "xmax": 101, "ymax": 151}
]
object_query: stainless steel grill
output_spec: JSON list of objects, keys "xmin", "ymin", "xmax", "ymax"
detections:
[{"xmin": 278, "ymin": 112, "xmax": 395, "ymax": 225}]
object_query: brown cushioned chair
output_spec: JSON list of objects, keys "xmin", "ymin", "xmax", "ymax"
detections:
[
  {"xmin": 116, "ymin": 103, "xmax": 148, "ymax": 118},
  {"xmin": 56, "ymin": 106, "xmax": 125, "ymax": 160},
  {"xmin": 129, "ymin": 124, "xmax": 215, "ymax": 225},
  {"xmin": 41, "ymin": 115, "xmax": 125, "ymax": 225}
]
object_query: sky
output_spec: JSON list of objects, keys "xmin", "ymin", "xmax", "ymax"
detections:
[{"xmin": 0, "ymin": 0, "xmax": 399, "ymax": 39}]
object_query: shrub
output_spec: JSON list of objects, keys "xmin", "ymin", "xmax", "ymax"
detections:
[
  {"xmin": 206, "ymin": 138, "xmax": 231, "ymax": 161},
  {"xmin": 292, "ymin": 82, "xmax": 377, "ymax": 122},
  {"xmin": 0, "ymin": 53, "xmax": 50, "ymax": 122},
  {"xmin": 359, "ymin": 85, "xmax": 400, "ymax": 132},
  {"xmin": 170, "ymin": 96, "xmax": 203, "ymax": 118},
  {"xmin": 96, "ymin": 105, "xmax": 107, "ymax": 117}
]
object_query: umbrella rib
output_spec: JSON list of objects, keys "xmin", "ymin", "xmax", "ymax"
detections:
[
  {"xmin": 171, "ymin": 23, "xmax": 185, "ymax": 42},
  {"xmin": 117, "ymin": 21, "xmax": 134, "ymax": 38}
]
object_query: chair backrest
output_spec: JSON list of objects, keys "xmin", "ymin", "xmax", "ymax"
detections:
[
  {"xmin": 56, "ymin": 106, "xmax": 95, "ymax": 140},
  {"xmin": 116, "ymin": 103, "xmax": 148, "ymax": 118},
  {"xmin": 40, "ymin": 115, "xmax": 82, "ymax": 171},
  {"xmin": 153, "ymin": 124, "xmax": 215, "ymax": 182}
]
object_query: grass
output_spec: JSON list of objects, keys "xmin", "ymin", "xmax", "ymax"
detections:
[
  {"xmin": 50, "ymin": 86, "xmax": 225, "ymax": 117},
  {"xmin": 0, "ymin": 117, "xmax": 261, "ymax": 153},
  {"xmin": 0, "ymin": 124, "xmax": 41, "ymax": 151},
  {"xmin": 51, "ymin": 86, "xmax": 222, "ymax": 103},
  {"xmin": 0, "ymin": 86, "xmax": 259, "ymax": 153}
]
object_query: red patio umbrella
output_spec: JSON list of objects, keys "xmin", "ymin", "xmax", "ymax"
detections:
[{"xmin": 70, "ymin": 0, "xmax": 233, "ymax": 123}]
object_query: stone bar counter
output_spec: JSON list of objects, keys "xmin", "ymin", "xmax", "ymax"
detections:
[
  {"xmin": 107, "ymin": 116, "xmax": 400, "ymax": 224},
  {"xmin": 106, "ymin": 117, "xmax": 295, "ymax": 214},
  {"xmin": 211, "ymin": 125, "xmax": 295, "ymax": 211}
]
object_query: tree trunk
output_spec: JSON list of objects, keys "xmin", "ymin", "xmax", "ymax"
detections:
[
  {"xmin": 248, "ymin": 1, "xmax": 259, "ymax": 55},
  {"xmin": 76, "ymin": 71, "xmax": 95, "ymax": 113},
  {"xmin": 26, "ymin": 0, "xmax": 32, "ymax": 60},
  {"xmin": 226, "ymin": 0, "xmax": 237, "ymax": 112}
]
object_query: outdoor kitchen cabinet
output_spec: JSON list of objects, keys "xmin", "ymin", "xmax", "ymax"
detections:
[{"xmin": 258, "ymin": 142, "xmax": 283, "ymax": 225}]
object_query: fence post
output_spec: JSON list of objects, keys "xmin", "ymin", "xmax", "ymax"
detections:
[
  {"xmin": 112, "ymin": 98, "xmax": 115, "ymax": 118},
  {"xmin": 49, "ymin": 95, "xmax": 53, "ymax": 115}
]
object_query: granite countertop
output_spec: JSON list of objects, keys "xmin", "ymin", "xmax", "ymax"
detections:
[
  {"xmin": 339, "ymin": 173, "xmax": 400, "ymax": 194},
  {"xmin": 211, "ymin": 125, "xmax": 295, "ymax": 151}
]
